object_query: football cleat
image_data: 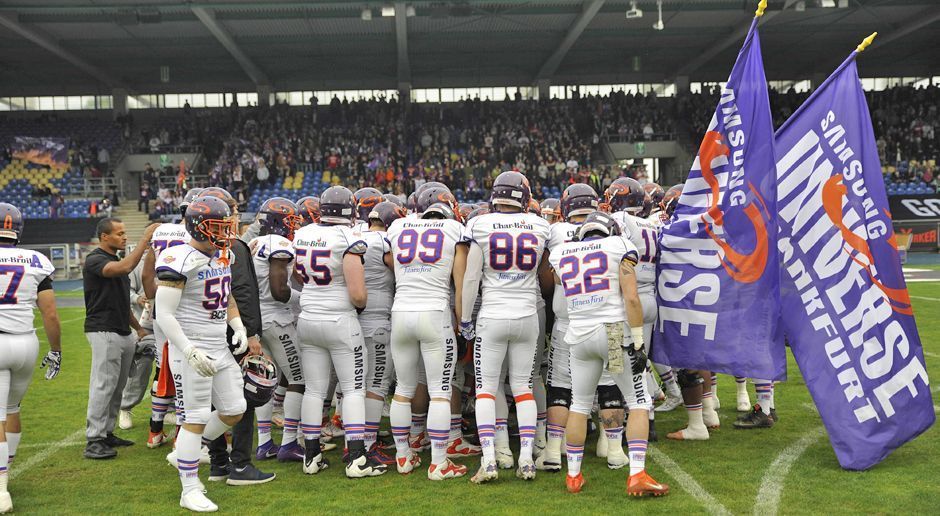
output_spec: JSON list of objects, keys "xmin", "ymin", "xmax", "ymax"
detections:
[
  {"xmin": 0, "ymin": 492, "xmax": 12, "ymax": 514},
  {"xmin": 665, "ymin": 426, "xmax": 710, "ymax": 441},
  {"xmin": 180, "ymin": 489, "xmax": 218, "ymax": 513},
  {"xmin": 737, "ymin": 393, "xmax": 752, "ymax": 412},
  {"xmin": 427, "ymin": 459, "xmax": 468, "ymax": 480},
  {"xmin": 147, "ymin": 431, "xmax": 168, "ymax": 449},
  {"xmin": 606, "ymin": 445, "xmax": 628, "ymax": 470},
  {"xmin": 119, "ymin": 410, "xmax": 133, "ymax": 430},
  {"xmin": 277, "ymin": 442, "xmax": 305, "ymax": 462},
  {"xmin": 655, "ymin": 395, "xmax": 683, "ymax": 413},
  {"xmin": 770, "ymin": 408, "xmax": 779, "ymax": 423},
  {"xmin": 515, "ymin": 458, "xmax": 536, "ymax": 480},
  {"xmin": 703, "ymin": 408, "xmax": 720, "ymax": 429},
  {"xmin": 345, "ymin": 454, "xmax": 388, "ymax": 478},
  {"xmin": 396, "ymin": 452, "xmax": 421, "ymax": 474},
  {"xmin": 446, "ymin": 437, "xmax": 481, "ymax": 458},
  {"xmin": 321, "ymin": 441, "xmax": 338, "ymax": 452},
  {"xmin": 367, "ymin": 443, "xmax": 395, "ymax": 466},
  {"xmin": 255, "ymin": 440, "xmax": 278, "ymax": 461},
  {"xmin": 627, "ymin": 471, "xmax": 670, "ymax": 497},
  {"xmin": 535, "ymin": 452, "xmax": 562, "ymax": 472},
  {"xmin": 733, "ymin": 405, "xmax": 774, "ymax": 429},
  {"xmin": 409, "ymin": 431, "xmax": 430, "ymax": 452},
  {"xmin": 495, "ymin": 447, "xmax": 514, "ymax": 469},
  {"xmin": 566, "ymin": 473, "xmax": 585, "ymax": 494},
  {"xmin": 321, "ymin": 415, "xmax": 344, "ymax": 442},
  {"xmin": 534, "ymin": 439, "xmax": 546, "ymax": 459},
  {"xmin": 302, "ymin": 454, "xmax": 329, "ymax": 475},
  {"xmin": 470, "ymin": 460, "xmax": 499, "ymax": 484}
]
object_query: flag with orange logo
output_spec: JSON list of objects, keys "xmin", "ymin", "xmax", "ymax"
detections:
[
  {"xmin": 773, "ymin": 39, "xmax": 933, "ymax": 470},
  {"xmin": 653, "ymin": 13, "xmax": 785, "ymax": 381}
]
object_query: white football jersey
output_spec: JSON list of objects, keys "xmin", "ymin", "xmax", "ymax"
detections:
[
  {"xmin": 0, "ymin": 247, "xmax": 55, "ymax": 334},
  {"xmin": 361, "ymin": 230, "xmax": 394, "ymax": 317},
  {"xmin": 462, "ymin": 212, "xmax": 550, "ymax": 319},
  {"xmin": 293, "ymin": 223, "xmax": 366, "ymax": 321},
  {"xmin": 155, "ymin": 244, "xmax": 232, "ymax": 351},
  {"xmin": 549, "ymin": 235, "xmax": 639, "ymax": 345},
  {"xmin": 387, "ymin": 217, "xmax": 464, "ymax": 312},
  {"xmin": 151, "ymin": 223, "xmax": 191, "ymax": 258},
  {"xmin": 250, "ymin": 234, "xmax": 296, "ymax": 330},
  {"xmin": 545, "ymin": 221, "xmax": 581, "ymax": 321},
  {"xmin": 611, "ymin": 211, "xmax": 659, "ymax": 292}
]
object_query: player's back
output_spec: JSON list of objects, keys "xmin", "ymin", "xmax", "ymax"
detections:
[
  {"xmin": 249, "ymin": 233, "xmax": 296, "ymax": 329},
  {"xmin": 0, "ymin": 247, "xmax": 55, "ymax": 334},
  {"xmin": 546, "ymin": 221, "xmax": 581, "ymax": 320},
  {"xmin": 360, "ymin": 230, "xmax": 394, "ymax": 317},
  {"xmin": 293, "ymin": 223, "xmax": 365, "ymax": 320},
  {"xmin": 549, "ymin": 235, "xmax": 638, "ymax": 344},
  {"xmin": 155, "ymin": 243, "xmax": 231, "ymax": 350},
  {"xmin": 611, "ymin": 210, "xmax": 659, "ymax": 292},
  {"xmin": 151, "ymin": 222, "xmax": 191, "ymax": 257},
  {"xmin": 464, "ymin": 211, "xmax": 550, "ymax": 319},
  {"xmin": 387, "ymin": 217, "xmax": 463, "ymax": 312}
]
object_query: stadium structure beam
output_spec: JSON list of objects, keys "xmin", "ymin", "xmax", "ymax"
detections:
[
  {"xmin": 534, "ymin": 0, "xmax": 606, "ymax": 83},
  {"xmin": 0, "ymin": 12, "xmax": 130, "ymax": 90},
  {"xmin": 394, "ymin": 1, "xmax": 411, "ymax": 90},
  {"xmin": 191, "ymin": 6, "xmax": 270, "ymax": 88},
  {"xmin": 674, "ymin": 0, "xmax": 799, "ymax": 78}
]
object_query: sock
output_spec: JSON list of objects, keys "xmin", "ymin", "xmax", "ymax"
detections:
[
  {"xmin": 627, "ymin": 439, "xmax": 648, "ymax": 476},
  {"xmin": 364, "ymin": 396, "xmax": 385, "ymax": 450},
  {"xmin": 273, "ymin": 385, "xmax": 286, "ymax": 408},
  {"xmin": 410, "ymin": 412, "xmax": 427, "ymax": 438},
  {"xmin": 151, "ymin": 396, "xmax": 171, "ymax": 423},
  {"xmin": 546, "ymin": 422, "xmax": 565, "ymax": 458},
  {"xmin": 755, "ymin": 381, "xmax": 773, "ymax": 415},
  {"xmin": 686, "ymin": 402, "xmax": 705, "ymax": 429},
  {"xmin": 735, "ymin": 376, "xmax": 748, "ymax": 392},
  {"xmin": 495, "ymin": 418, "xmax": 510, "ymax": 450},
  {"xmin": 448, "ymin": 413, "xmax": 463, "ymax": 444},
  {"xmin": 202, "ymin": 411, "xmax": 231, "ymax": 442},
  {"xmin": 533, "ymin": 380, "xmax": 547, "ymax": 444},
  {"xmin": 515, "ymin": 392, "xmax": 537, "ymax": 462},
  {"xmin": 256, "ymin": 399, "xmax": 274, "ymax": 445},
  {"xmin": 475, "ymin": 393, "xmax": 496, "ymax": 463},
  {"xmin": 427, "ymin": 400, "xmax": 451, "ymax": 465},
  {"xmin": 301, "ymin": 393, "xmax": 324, "ymax": 454},
  {"xmin": 566, "ymin": 442, "xmax": 584, "ymax": 477},
  {"xmin": 341, "ymin": 394, "xmax": 366, "ymax": 443},
  {"xmin": 175, "ymin": 428, "xmax": 203, "ymax": 494},
  {"xmin": 6, "ymin": 433, "xmax": 20, "ymax": 466},
  {"xmin": 281, "ymin": 390, "xmax": 303, "ymax": 446},
  {"xmin": 710, "ymin": 374, "xmax": 718, "ymax": 396},
  {"xmin": 702, "ymin": 390, "xmax": 715, "ymax": 412},
  {"xmin": 656, "ymin": 366, "xmax": 681, "ymax": 398},
  {"xmin": 389, "ymin": 399, "xmax": 412, "ymax": 458},
  {"xmin": 604, "ymin": 425, "xmax": 624, "ymax": 444},
  {"xmin": 0, "ymin": 442, "xmax": 8, "ymax": 493}
]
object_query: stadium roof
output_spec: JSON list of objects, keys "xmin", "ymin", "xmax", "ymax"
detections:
[{"xmin": 0, "ymin": 0, "xmax": 937, "ymax": 96}]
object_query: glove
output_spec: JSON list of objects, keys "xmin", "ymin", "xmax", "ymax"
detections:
[
  {"xmin": 627, "ymin": 346, "xmax": 648, "ymax": 376},
  {"xmin": 40, "ymin": 350, "xmax": 62, "ymax": 380},
  {"xmin": 459, "ymin": 320, "xmax": 475, "ymax": 342},
  {"xmin": 229, "ymin": 317, "xmax": 249, "ymax": 355},
  {"xmin": 184, "ymin": 345, "xmax": 216, "ymax": 377}
]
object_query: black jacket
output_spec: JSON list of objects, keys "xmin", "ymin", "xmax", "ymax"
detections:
[{"xmin": 228, "ymin": 238, "xmax": 262, "ymax": 340}]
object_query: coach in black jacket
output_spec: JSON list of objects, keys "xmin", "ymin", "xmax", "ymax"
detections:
[{"xmin": 206, "ymin": 220, "xmax": 275, "ymax": 485}]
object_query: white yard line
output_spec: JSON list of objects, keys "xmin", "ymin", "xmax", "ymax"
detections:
[
  {"xmin": 911, "ymin": 295, "xmax": 940, "ymax": 302},
  {"xmin": 17, "ymin": 440, "xmax": 85, "ymax": 450},
  {"xmin": 648, "ymin": 446, "xmax": 732, "ymax": 516},
  {"xmin": 10, "ymin": 429, "xmax": 85, "ymax": 480},
  {"xmin": 753, "ymin": 427, "xmax": 826, "ymax": 516}
]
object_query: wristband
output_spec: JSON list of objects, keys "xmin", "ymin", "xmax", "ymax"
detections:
[{"xmin": 630, "ymin": 326, "xmax": 645, "ymax": 351}]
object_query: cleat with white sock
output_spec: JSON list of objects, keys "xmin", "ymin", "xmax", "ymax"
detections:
[
  {"xmin": 515, "ymin": 458, "xmax": 536, "ymax": 480},
  {"xmin": 396, "ymin": 452, "xmax": 421, "ymax": 474},
  {"xmin": 606, "ymin": 444, "xmax": 628, "ymax": 470},
  {"xmin": 595, "ymin": 427, "xmax": 608, "ymax": 458},
  {"xmin": 148, "ymin": 431, "xmax": 168, "ymax": 449},
  {"xmin": 495, "ymin": 447, "xmax": 514, "ymax": 469},
  {"xmin": 446, "ymin": 437, "xmax": 481, "ymax": 458},
  {"xmin": 736, "ymin": 392, "xmax": 752, "ymax": 412},
  {"xmin": 302, "ymin": 453, "xmax": 329, "ymax": 475},
  {"xmin": 655, "ymin": 395, "xmax": 683, "ymax": 413},
  {"xmin": 703, "ymin": 408, "xmax": 720, "ymax": 429},
  {"xmin": 409, "ymin": 431, "xmax": 430, "ymax": 452},
  {"xmin": 470, "ymin": 460, "xmax": 499, "ymax": 484},
  {"xmin": 535, "ymin": 451, "xmax": 562, "ymax": 472},
  {"xmin": 119, "ymin": 410, "xmax": 133, "ymax": 430},
  {"xmin": 345, "ymin": 454, "xmax": 387, "ymax": 478},
  {"xmin": 321, "ymin": 441, "xmax": 338, "ymax": 452},
  {"xmin": 180, "ymin": 489, "xmax": 218, "ymax": 513},
  {"xmin": 0, "ymin": 492, "xmax": 12, "ymax": 514},
  {"xmin": 534, "ymin": 436, "xmax": 546, "ymax": 459},
  {"xmin": 427, "ymin": 459, "xmax": 467, "ymax": 480}
]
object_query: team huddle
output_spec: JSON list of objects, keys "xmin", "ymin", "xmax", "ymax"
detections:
[{"xmin": 0, "ymin": 169, "xmax": 785, "ymax": 513}]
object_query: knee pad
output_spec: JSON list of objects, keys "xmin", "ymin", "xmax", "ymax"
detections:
[
  {"xmin": 223, "ymin": 398, "xmax": 248, "ymax": 417},
  {"xmin": 547, "ymin": 386, "xmax": 571, "ymax": 408},
  {"xmin": 596, "ymin": 384, "xmax": 624, "ymax": 410},
  {"xmin": 570, "ymin": 394, "xmax": 593, "ymax": 416},
  {"xmin": 677, "ymin": 369, "xmax": 704, "ymax": 389},
  {"xmin": 185, "ymin": 406, "xmax": 211, "ymax": 425}
]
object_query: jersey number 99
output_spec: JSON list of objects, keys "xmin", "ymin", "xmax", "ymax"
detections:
[{"xmin": 397, "ymin": 229, "xmax": 443, "ymax": 264}]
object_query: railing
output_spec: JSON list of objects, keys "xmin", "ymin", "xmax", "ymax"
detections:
[
  {"xmin": 81, "ymin": 177, "xmax": 125, "ymax": 199},
  {"xmin": 603, "ymin": 132, "xmax": 676, "ymax": 143},
  {"xmin": 128, "ymin": 144, "xmax": 203, "ymax": 154},
  {"xmin": 20, "ymin": 243, "xmax": 92, "ymax": 280}
]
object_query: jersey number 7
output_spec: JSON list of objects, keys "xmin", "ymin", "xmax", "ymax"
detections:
[{"xmin": 0, "ymin": 264, "xmax": 24, "ymax": 305}]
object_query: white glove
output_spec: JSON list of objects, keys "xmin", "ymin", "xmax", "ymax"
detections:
[
  {"xmin": 184, "ymin": 345, "xmax": 216, "ymax": 377},
  {"xmin": 230, "ymin": 317, "xmax": 249, "ymax": 355}
]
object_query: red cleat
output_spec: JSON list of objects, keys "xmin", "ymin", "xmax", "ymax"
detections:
[
  {"xmin": 627, "ymin": 471, "xmax": 670, "ymax": 497},
  {"xmin": 566, "ymin": 472, "xmax": 585, "ymax": 493}
]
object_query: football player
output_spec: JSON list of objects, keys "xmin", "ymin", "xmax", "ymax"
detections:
[
  {"xmin": 387, "ymin": 188, "xmax": 467, "ymax": 480},
  {"xmin": 548, "ymin": 211, "xmax": 668, "ymax": 497},
  {"xmin": 0, "ymin": 203, "xmax": 61, "ymax": 514},
  {"xmin": 154, "ymin": 195, "xmax": 250, "ymax": 512},
  {"xmin": 458, "ymin": 171, "xmax": 551, "ymax": 483},
  {"xmin": 354, "ymin": 187, "xmax": 384, "ymax": 233},
  {"xmin": 733, "ymin": 379, "xmax": 777, "ymax": 429},
  {"xmin": 249, "ymin": 198, "xmax": 307, "ymax": 461},
  {"xmin": 293, "ymin": 186, "xmax": 386, "ymax": 478},
  {"xmin": 539, "ymin": 198, "xmax": 561, "ymax": 224}
]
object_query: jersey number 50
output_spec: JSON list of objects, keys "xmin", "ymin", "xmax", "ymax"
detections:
[{"xmin": 202, "ymin": 276, "xmax": 231, "ymax": 310}]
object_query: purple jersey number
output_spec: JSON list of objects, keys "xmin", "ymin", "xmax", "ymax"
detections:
[
  {"xmin": 0, "ymin": 264, "xmax": 25, "ymax": 305},
  {"xmin": 397, "ymin": 228, "xmax": 444, "ymax": 265},
  {"xmin": 295, "ymin": 248, "xmax": 332, "ymax": 285},
  {"xmin": 152, "ymin": 239, "xmax": 185, "ymax": 253},
  {"xmin": 489, "ymin": 232, "xmax": 538, "ymax": 271},
  {"xmin": 557, "ymin": 251, "xmax": 610, "ymax": 297},
  {"xmin": 638, "ymin": 228, "xmax": 658, "ymax": 263},
  {"xmin": 202, "ymin": 276, "xmax": 231, "ymax": 310}
]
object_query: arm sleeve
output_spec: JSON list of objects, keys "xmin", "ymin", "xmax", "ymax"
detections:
[
  {"xmin": 155, "ymin": 286, "xmax": 191, "ymax": 352},
  {"xmin": 229, "ymin": 240, "xmax": 263, "ymax": 338},
  {"xmin": 460, "ymin": 242, "xmax": 483, "ymax": 322}
]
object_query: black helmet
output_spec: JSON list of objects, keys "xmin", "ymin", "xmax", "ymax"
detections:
[
  {"xmin": 641, "ymin": 183, "xmax": 665, "ymax": 218},
  {"xmin": 561, "ymin": 184, "xmax": 598, "ymax": 221},
  {"xmin": 576, "ymin": 211, "xmax": 621, "ymax": 241},
  {"xmin": 368, "ymin": 200, "xmax": 406, "ymax": 229},
  {"xmin": 185, "ymin": 196, "xmax": 234, "ymax": 249},
  {"xmin": 604, "ymin": 177, "xmax": 645, "ymax": 214},
  {"xmin": 319, "ymin": 186, "xmax": 356, "ymax": 225},
  {"xmin": 258, "ymin": 197, "xmax": 301, "ymax": 239},
  {"xmin": 540, "ymin": 198, "xmax": 561, "ymax": 224},
  {"xmin": 354, "ymin": 187, "xmax": 384, "ymax": 222},
  {"xmin": 416, "ymin": 185, "xmax": 461, "ymax": 221},
  {"xmin": 490, "ymin": 171, "xmax": 530, "ymax": 210},
  {"xmin": 200, "ymin": 187, "xmax": 237, "ymax": 213},
  {"xmin": 422, "ymin": 202, "xmax": 456, "ymax": 220},
  {"xmin": 242, "ymin": 355, "xmax": 278, "ymax": 406},
  {"xmin": 179, "ymin": 188, "xmax": 204, "ymax": 216},
  {"xmin": 661, "ymin": 183, "xmax": 683, "ymax": 221},
  {"xmin": 0, "ymin": 203, "xmax": 24, "ymax": 243},
  {"xmin": 296, "ymin": 196, "xmax": 320, "ymax": 226}
]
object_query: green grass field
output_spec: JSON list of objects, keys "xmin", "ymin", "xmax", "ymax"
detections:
[{"xmin": 7, "ymin": 280, "xmax": 940, "ymax": 515}]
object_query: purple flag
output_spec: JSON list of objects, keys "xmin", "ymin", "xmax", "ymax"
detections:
[
  {"xmin": 774, "ymin": 52, "xmax": 934, "ymax": 470},
  {"xmin": 653, "ymin": 18, "xmax": 785, "ymax": 381}
]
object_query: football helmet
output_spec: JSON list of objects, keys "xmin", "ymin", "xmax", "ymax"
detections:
[
  {"xmin": 603, "ymin": 177, "xmax": 645, "ymax": 214},
  {"xmin": 406, "ymin": 192, "xmax": 418, "ymax": 213},
  {"xmin": 561, "ymin": 184, "xmax": 599, "ymax": 221},
  {"xmin": 644, "ymin": 182, "xmax": 665, "ymax": 207},
  {"xmin": 354, "ymin": 187, "xmax": 384, "ymax": 222},
  {"xmin": 661, "ymin": 183, "xmax": 683, "ymax": 221},
  {"xmin": 185, "ymin": 196, "xmax": 235, "ymax": 250},
  {"xmin": 297, "ymin": 196, "xmax": 321, "ymax": 226},
  {"xmin": 368, "ymin": 200, "xmax": 406, "ymax": 229},
  {"xmin": 319, "ymin": 186, "xmax": 356, "ymax": 225},
  {"xmin": 576, "ymin": 211, "xmax": 621, "ymax": 241},
  {"xmin": 200, "ymin": 187, "xmax": 235, "ymax": 205},
  {"xmin": 242, "ymin": 355, "xmax": 279, "ymax": 407},
  {"xmin": 540, "ymin": 198, "xmax": 561, "ymax": 224},
  {"xmin": 466, "ymin": 204, "xmax": 490, "ymax": 221},
  {"xmin": 416, "ymin": 181, "xmax": 448, "ymax": 197},
  {"xmin": 179, "ymin": 188, "xmax": 204, "ymax": 216},
  {"xmin": 458, "ymin": 203, "xmax": 478, "ymax": 221},
  {"xmin": 527, "ymin": 198, "xmax": 542, "ymax": 216},
  {"xmin": 383, "ymin": 193, "xmax": 405, "ymax": 208},
  {"xmin": 0, "ymin": 203, "xmax": 24, "ymax": 243},
  {"xmin": 416, "ymin": 185, "xmax": 461, "ymax": 221},
  {"xmin": 258, "ymin": 197, "xmax": 302, "ymax": 239},
  {"xmin": 490, "ymin": 171, "xmax": 530, "ymax": 210},
  {"xmin": 422, "ymin": 202, "xmax": 456, "ymax": 220}
]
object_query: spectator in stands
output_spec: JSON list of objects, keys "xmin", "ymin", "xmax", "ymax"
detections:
[
  {"xmin": 50, "ymin": 193, "xmax": 63, "ymax": 219},
  {"xmin": 97, "ymin": 147, "xmax": 110, "ymax": 172},
  {"xmin": 138, "ymin": 183, "xmax": 151, "ymax": 213},
  {"xmin": 100, "ymin": 198, "xmax": 113, "ymax": 218}
]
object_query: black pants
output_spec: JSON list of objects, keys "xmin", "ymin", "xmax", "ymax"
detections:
[
  {"xmin": 138, "ymin": 198, "xmax": 148, "ymax": 212},
  {"xmin": 208, "ymin": 397, "xmax": 260, "ymax": 469}
]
